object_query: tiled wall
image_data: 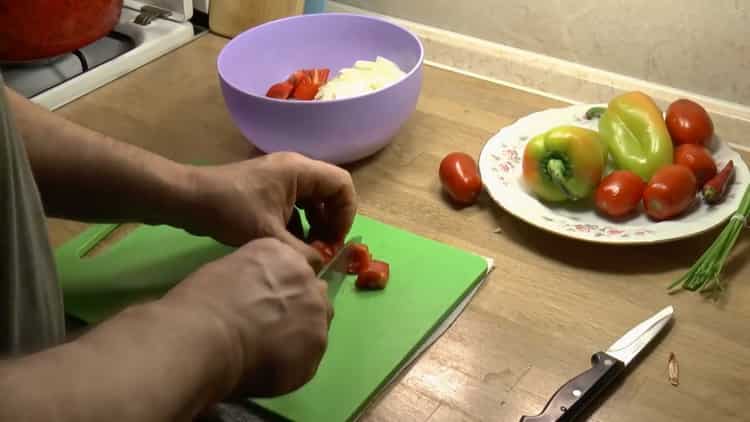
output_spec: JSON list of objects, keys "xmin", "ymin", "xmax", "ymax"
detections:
[{"xmin": 337, "ymin": 0, "xmax": 750, "ymax": 107}]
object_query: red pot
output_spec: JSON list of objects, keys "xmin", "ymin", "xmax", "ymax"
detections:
[{"xmin": 0, "ymin": 0, "xmax": 124, "ymax": 62}]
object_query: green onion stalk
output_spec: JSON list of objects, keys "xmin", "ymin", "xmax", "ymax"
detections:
[{"xmin": 668, "ymin": 184, "xmax": 750, "ymax": 298}]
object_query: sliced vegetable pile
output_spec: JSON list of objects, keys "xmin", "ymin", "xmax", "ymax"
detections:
[
  {"xmin": 265, "ymin": 56, "xmax": 406, "ymax": 101},
  {"xmin": 266, "ymin": 68, "xmax": 331, "ymax": 100},
  {"xmin": 519, "ymin": 91, "xmax": 734, "ymax": 221},
  {"xmin": 310, "ymin": 240, "xmax": 390, "ymax": 290}
]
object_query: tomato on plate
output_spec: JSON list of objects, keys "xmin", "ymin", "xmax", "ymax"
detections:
[
  {"xmin": 355, "ymin": 260, "xmax": 390, "ymax": 290},
  {"xmin": 642, "ymin": 164, "xmax": 697, "ymax": 220},
  {"xmin": 346, "ymin": 243, "xmax": 371, "ymax": 274},
  {"xmin": 595, "ymin": 170, "xmax": 646, "ymax": 218},
  {"xmin": 673, "ymin": 144, "xmax": 717, "ymax": 187},
  {"xmin": 439, "ymin": 152, "xmax": 482, "ymax": 205},
  {"xmin": 665, "ymin": 99, "xmax": 714, "ymax": 147}
]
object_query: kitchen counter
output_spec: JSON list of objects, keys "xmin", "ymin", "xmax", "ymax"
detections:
[{"xmin": 49, "ymin": 34, "xmax": 750, "ymax": 421}]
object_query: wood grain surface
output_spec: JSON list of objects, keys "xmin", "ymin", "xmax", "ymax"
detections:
[{"xmin": 48, "ymin": 34, "xmax": 750, "ymax": 422}]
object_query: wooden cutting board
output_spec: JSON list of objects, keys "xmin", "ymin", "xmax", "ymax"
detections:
[{"xmin": 208, "ymin": 0, "xmax": 305, "ymax": 38}]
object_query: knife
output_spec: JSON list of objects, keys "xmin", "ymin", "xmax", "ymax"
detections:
[
  {"xmin": 317, "ymin": 236, "xmax": 362, "ymax": 301},
  {"xmin": 520, "ymin": 305, "xmax": 674, "ymax": 422}
]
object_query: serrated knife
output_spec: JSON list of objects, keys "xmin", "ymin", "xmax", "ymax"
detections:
[{"xmin": 316, "ymin": 236, "xmax": 361, "ymax": 301}]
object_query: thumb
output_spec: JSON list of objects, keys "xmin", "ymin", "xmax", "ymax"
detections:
[{"xmin": 276, "ymin": 228, "xmax": 324, "ymax": 273}]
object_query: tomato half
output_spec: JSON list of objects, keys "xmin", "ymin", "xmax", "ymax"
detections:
[
  {"xmin": 665, "ymin": 99, "xmax": 714, "ymax": 147},
  {"xmin": 355, "ymin": 260, "xmax": 390, "ymax": 290},
  {"xmin": 346, "ymin": 243, "xmax": 371, "ymax": 274},
  {"xmin": 642, "ymin": 164, "xmax": 697, "ymax": 220},
  {"xmin": 266, "ymin": 81, "xmax": 294, "ymax": 99},
  {"xmin": 673, "ymin": 144, "xmax": 717, "ymax": 187},
  {"xmin": 594, "ymin": 170, "xmax": 646, "ymax": 218},
  {"xmin": 439, "ymin": 152, "xmax": 482, "ymax": 205}
]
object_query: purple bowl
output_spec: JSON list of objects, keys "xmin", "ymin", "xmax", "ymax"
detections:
[{"xmin": 217, "ymin": 13, "xmax": 424, "ymax": 164}]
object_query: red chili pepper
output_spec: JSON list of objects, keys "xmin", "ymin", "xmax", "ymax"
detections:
[{"xmin": 702, "ymin": 160, "xmax": 734, "ymax": 204}]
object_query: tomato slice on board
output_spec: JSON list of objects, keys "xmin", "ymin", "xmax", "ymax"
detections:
[
  {"xmin": 346, "ymin": 243, "xmax": 371, "ymax": 274},
  {"xmin": 266, "ymin": 81, "xmax": 294, "ymax": 99},
  {"xmin": 355, "ymin": 260, "xmax": 390, "ymax": 290}
]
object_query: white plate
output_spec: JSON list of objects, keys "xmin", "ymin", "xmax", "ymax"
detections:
[{"xmin": 478, "ymin": 104, "xmax": 750, "ymax": 244}]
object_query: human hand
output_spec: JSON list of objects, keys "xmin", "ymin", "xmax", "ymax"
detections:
[
  {"xmin": 162, "ymin": 238, "xmax": 333, "ymax": 397},
  {"xmin": 182, "ymin": 152, "xmax": 356, "ymax": 267}
]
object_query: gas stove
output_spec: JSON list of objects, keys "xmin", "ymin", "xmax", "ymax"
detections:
[{"xmin": 1, "ymin": 0, "xmax": 205, "ymax": 111}]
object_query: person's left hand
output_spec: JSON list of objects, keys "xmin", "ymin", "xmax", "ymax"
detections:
[{"xmin": 177, "ymin": 152, "xmax": 357, "ymax": 267}]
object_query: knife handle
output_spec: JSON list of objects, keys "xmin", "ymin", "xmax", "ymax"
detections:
[{"xmin": 519, "ymin": 352, "xmax": 625, "ymax": 422}]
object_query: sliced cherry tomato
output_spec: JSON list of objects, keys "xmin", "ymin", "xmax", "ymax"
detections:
[
  {"xmin": 291, "ymin": 80, "xmax": 319, "ymax": 100},
  {"xmin": 313, "ymin": 68, "xmax": 330, "ymax": 84},
  {"xmin": 346, "ymin": 243, "xmax": 371, "ymax": 274},
  {"xmin": 595, "ymin": 170, "xmax": 646, "ymax": 218},
  {"xmin": 643, "ymin": 164, "xmax": 697, "ymax": 221},
  {"xmin": 266, "ymin": 81, "xmax": 294, "ymax": 99},
  {"xmin": 287, "ymin": 70, "xmax": 311, "ymax": 86},
  {"xmin": 666, "ymin": 99, "xmax": 714, "ymax": 147},
  {"xmin": 439, "ymin": 152, "xmax": 482, "ymax": 206},
  {"xmin": 355, "ymin": 260, "xmax": 390, "ymax": 290},
  {"xmin": 673, "ymin": 144, "xmax": 717, "ymax": 187}
]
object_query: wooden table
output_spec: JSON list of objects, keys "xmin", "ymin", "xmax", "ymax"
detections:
[{"xmin": 49, "ymin": 34, "xmax": 750, "ymax": 422}]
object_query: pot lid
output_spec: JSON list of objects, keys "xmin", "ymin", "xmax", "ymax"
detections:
[{"xmin": 124, "ymin": 0, "xmax": 193, "ymax": 23}]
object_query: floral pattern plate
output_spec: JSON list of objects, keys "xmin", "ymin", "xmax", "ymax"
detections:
[{"xmin": 478, "ymin": 104, "xmax": 750, "ymax": 244}]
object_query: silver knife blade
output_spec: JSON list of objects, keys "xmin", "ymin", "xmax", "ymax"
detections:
[
  {"xmin": 606, "ymin": 305, "xmax": 674, "ymax": 365},
  {"xmin": 316, "ymin": 236, "xmax": 362, "ymax": 300}
]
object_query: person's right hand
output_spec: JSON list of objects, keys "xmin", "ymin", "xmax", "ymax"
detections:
[{"xmin": 162, "ymin": 237, "xmax": 332, "ymax": 398}]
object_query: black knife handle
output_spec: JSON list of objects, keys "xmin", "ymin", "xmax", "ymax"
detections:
[{"xmin": 519, "ymin": 352, "xmax": 625, "ymax": 422}]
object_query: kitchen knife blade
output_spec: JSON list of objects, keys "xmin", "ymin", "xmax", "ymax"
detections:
[
  {"xmin": 519, "ymin": 305, "xmax": 674, "ymax": 422},
  {"xmin": 317, "ymin": 236, "xmax": 362, "ymax": 301}
]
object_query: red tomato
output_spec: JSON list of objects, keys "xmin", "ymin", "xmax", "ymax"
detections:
[
  {"xmin": 439, "ymin": 152, "xmax": 482, "ymax": 205},
  {"xmin": 642, "ymin": 165, "xmax": 697, "ymax": 220},
  {"xmin": 355, "ymin": 260, "xmax": 390, "ymax": 290},
  {"xmin": 346, "ymin": 243, "xmax": 371, "ymax": 274},
  {"xmin": 673, "ymin": 144, "xmax": 717, "ymax": 187},
  {"xmin": 665, "ymin": 99, "xmax": 714, "ymax": 147},
  {"xmin": 291, "ymin": 81, "xmax": 319, "ymax": 100},
  {"xmin": 595, "ymin": 170, "xmax": 646, "ymax": 218},
  {"xmin": 266, "ymin": 81, "xmax": 293, "ymax": 99}
]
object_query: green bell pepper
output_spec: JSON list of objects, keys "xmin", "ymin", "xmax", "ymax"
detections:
[
  {"xmin": 597, "ymin": 91, "xmax": 673, "ymax": 181},
  {"xmin": 522, "ymin": 125, "xmax": 607, "ymax": 202}
]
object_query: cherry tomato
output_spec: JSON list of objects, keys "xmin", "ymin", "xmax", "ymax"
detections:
[
  {"xmin": 355, "ymin": 260, "xmax": 390, "ymax": 290},
  {"xmin": 595, "ymin": 170, "xmax": 646, "ymax": 218},
  {"xmin": 346, "ymin": 243, "xmax": 371, "ymax": 274},
  {"xmin": 673, "ymin": 144, "xmax": 717, "ymax": 187},
  {"xmin": 643, "ymin": 164, "xmax": 697, "ymax": 221},
  {"xmin": 439, "ymin": 152, "xmax": 482, "ymax": 205},
  {"xmin": 665, "ymin": 99, "xmax": 714, "ymax": 147}
]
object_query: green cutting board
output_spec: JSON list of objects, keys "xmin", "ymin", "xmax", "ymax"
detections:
[{"xmin": 55, "ymin": 215, "xmax": 488, "ymax": 422}]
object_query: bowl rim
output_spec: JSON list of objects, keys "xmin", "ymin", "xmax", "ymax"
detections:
[{"xmin": 216, "ymin": 12, "xmax": 425, "ymax": 105}]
